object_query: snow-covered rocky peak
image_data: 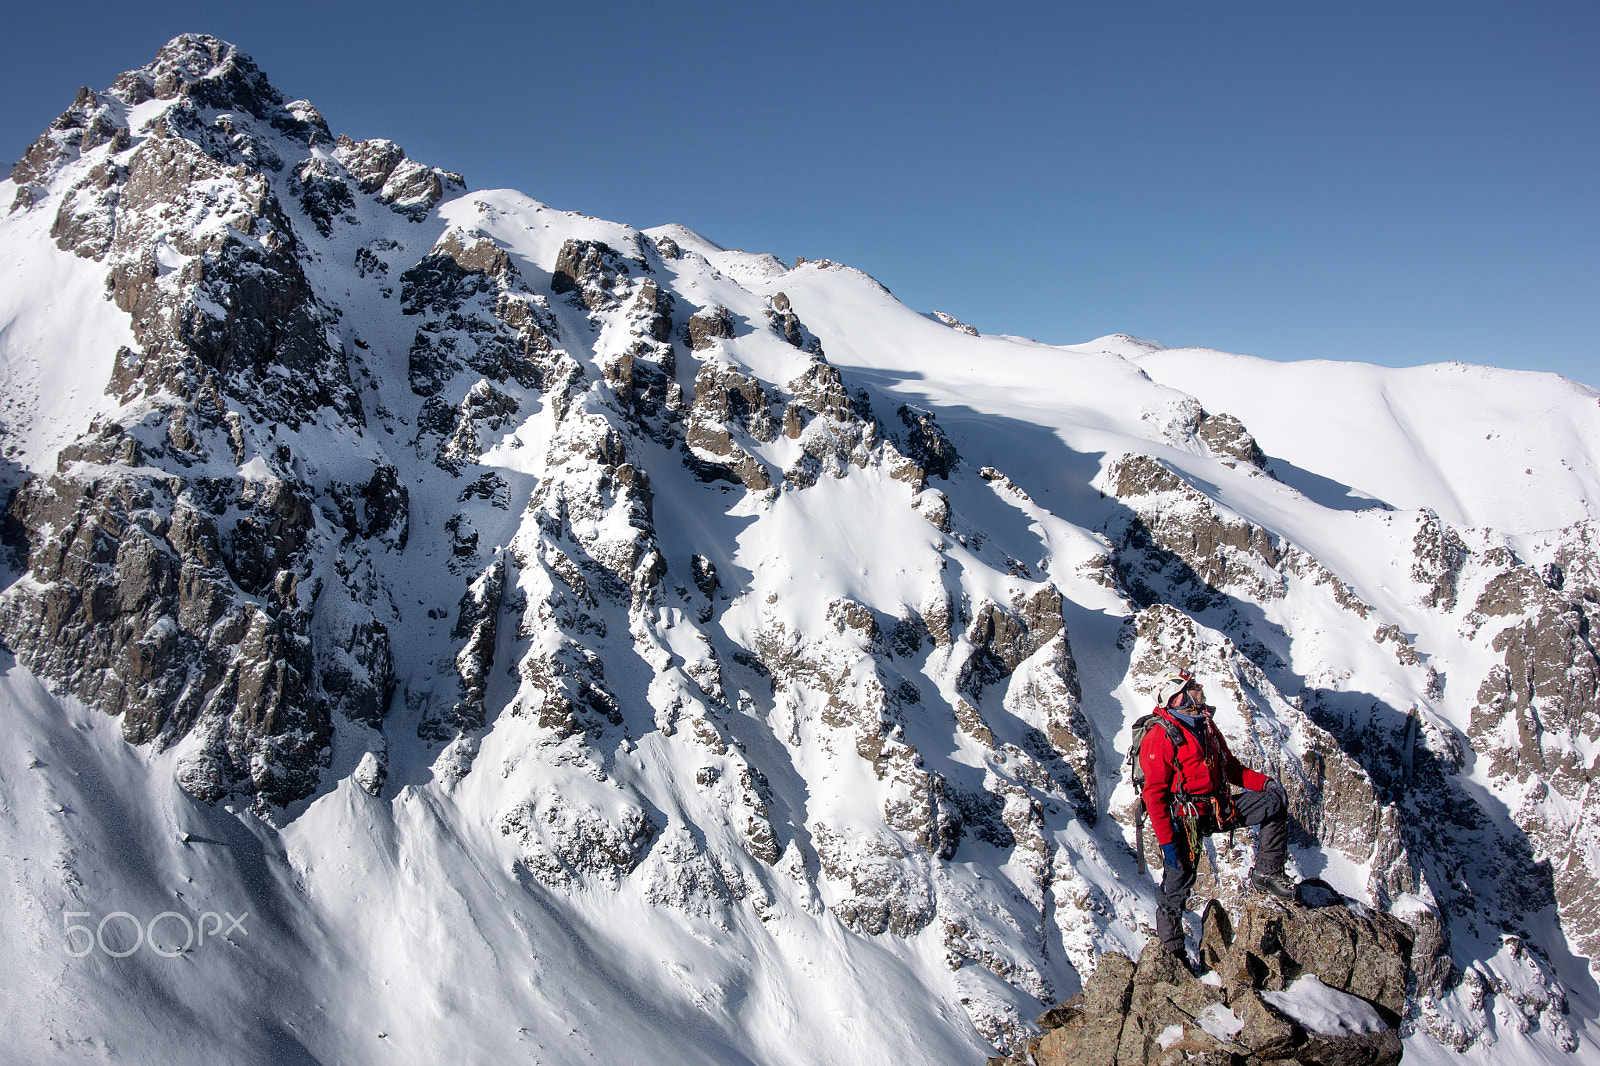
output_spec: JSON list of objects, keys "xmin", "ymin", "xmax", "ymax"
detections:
[
  {"xmin": 0, "ymin": 34, "xmax": 1597, "ymax": 1066},
  {"xmin": 115, "ymin": 33, "xmax": 289, "ymax": 117}
]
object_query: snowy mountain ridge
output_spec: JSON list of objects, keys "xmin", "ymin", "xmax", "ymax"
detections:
[{"xmin": 1, "ymin": 34, "xmax": 1597, "ymax": 1064}]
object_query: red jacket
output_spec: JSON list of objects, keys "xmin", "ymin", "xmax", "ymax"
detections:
[{"xmin": 1138, "ymin": 705, "xmax": 1267, "ymax": 846}]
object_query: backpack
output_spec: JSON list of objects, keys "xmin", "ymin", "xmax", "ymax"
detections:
[{"xmin": 1127, "ymin": 712, "xmax": 1185, "ymax": 876}]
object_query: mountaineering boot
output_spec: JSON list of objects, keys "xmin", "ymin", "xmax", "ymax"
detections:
[
  {"xmin": 1249, "ymin": 870, "xmax": 1298, "ymax": 900},
  {"xmin": 1156, "ymin": 941, "xmax": 1202, "ymax": 979}
]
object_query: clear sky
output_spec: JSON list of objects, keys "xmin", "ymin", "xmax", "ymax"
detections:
[{"xmin": 4, "ymin": 1, "xmax": 1596, "ymax": 387}]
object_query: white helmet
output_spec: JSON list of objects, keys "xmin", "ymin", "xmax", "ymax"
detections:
[{"xmin": 1154, "ymin": 670, "xmax": 1194, "ymax": 708}]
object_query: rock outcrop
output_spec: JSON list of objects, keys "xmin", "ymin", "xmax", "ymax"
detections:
[{"xmin": 994, "ymin": 887, "xmax": 1409, "ymax": 1066}]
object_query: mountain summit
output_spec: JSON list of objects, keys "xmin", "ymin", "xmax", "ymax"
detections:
[{"xmin": 1, "ymin": 34, "xmax": 1597, "ymax": 1064}]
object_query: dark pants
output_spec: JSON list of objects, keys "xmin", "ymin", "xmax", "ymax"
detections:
[{"xmin": 1156, "ymin": 787, "xmax": 1287, "ymax": 953}]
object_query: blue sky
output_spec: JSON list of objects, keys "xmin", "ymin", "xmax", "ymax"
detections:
[{"xmin": 5, "ymin": 1, "xmax": 1596, "ymax": 386}]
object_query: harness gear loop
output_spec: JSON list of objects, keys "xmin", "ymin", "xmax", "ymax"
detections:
[
  {"xmin": 1169, "ymin": 790, "xmax": 1238, "ymax": 868},
  {"xmin": 1173, "ymin": 790, "xmax": 1204, "ymax": 866}
]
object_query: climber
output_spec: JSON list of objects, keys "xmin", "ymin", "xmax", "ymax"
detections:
[{"xmin": 1137, "ymin": 670, "xmax": 1296, "ymax": 960}]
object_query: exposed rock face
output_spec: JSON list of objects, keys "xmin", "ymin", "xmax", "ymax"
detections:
[
  {"xmin": 551, "ymin": 238, "xmax": 641, "ymax": 311},
  {"xmin": 1465, "ymin": 532, "xmax": 1600, "ymax": 974},
  {"xmin": 631, "ymin": 278, "xmax": 675, "ymax": 342},
  {"xmin": 404, "ymin": 229, "xmax": 556, "ymax": 396},
  {"xmin": 418, "ymin": 555, "xmax": 505, "ymax": 740},
  {"xmin": 995, "ymin": 889, "xmax": 1409, "ymax": 1066},
  {"xmin": 766, "ymin": 291, "xmax": 824, "ymax": 353},
  {"xmin": 0, "ymin": 467, "xmax": 330, "ymax": 804},
  {"xmin": 401, "ymin": 229, "xmax": 566, "ymax": 475},
  {"xmin": 13, "ymin": 87, "xmax": 127, "ymax": 211},
  {"xmin": 1107, "ymin": 454, "xmax": 1287, "ymax": 610},
  {"xmin": 334, "ymin": 135, "xmax": 463, "ymax": 220},
  {"xmin": 683, "ymin": 359, "xmax": 778, "ymax": 491},
  {"xmin": 103, "ymin": 137, "xmax": 361, "ymax": 428},
  {"xmin": 0, "ymin": 34, "xmax": 481, "ymax": 811},
  {"xmin": 687, "ymin": 303, "xmax": 736, "ymax": 350},
  {"xmin": 932, "ymin": 309, "xmax": 979, "ymax": 335},
  {"xmin": 1412, "ymin": 510, "xmax": 1469, "ymax": 611},
  {"xmin": 1195, "ymin": 410, "xmax": 1269, "ymax": 471},
  {"xmin": 896, "ymin": 404, "xmax": 959, "ymax": 482}
]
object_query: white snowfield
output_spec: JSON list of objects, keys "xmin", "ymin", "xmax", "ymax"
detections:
[{"xmin": 1, "ymin": 36, "xmax": 1598, "ymax": 1066}]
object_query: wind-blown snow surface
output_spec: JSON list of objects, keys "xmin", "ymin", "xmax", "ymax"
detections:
[
  {"xmin": 2, "ymin": 35, "xmax": 1599, "ymax": 1065},
  {"xmin": 0, "ymin": 659, "xmax": 978, "ymax": 1065}
]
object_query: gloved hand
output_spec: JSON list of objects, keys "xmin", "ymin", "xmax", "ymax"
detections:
[
  {"xmin": 1265, "ymin": 778, "xmax": 1289, "ymax": 804},
  {"xmin": 1161, "ymin": 842, "xmax": 1181, "ymax": 871}
]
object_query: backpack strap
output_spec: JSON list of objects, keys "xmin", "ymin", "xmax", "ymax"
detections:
[{"xmin": 1135, "ymin": 790, "xmax": 1147, "ymax": 875}]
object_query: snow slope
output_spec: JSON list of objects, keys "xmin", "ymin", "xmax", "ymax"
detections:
[{"xmin": 1132, "ymin": 346, "xmax": 1600, "ymax": 531}]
